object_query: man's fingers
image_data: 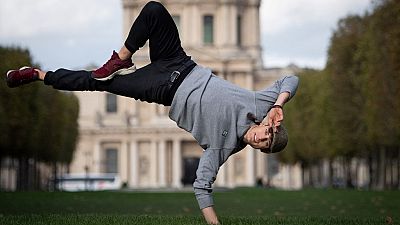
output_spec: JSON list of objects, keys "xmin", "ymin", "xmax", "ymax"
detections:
[
  {"xmin": 268, "ymin": 117, "xmax": 273, "ymax": 127},
  {"xmin": 274, "ymin": 109, "xmax": 283, "ymax": 121},
  {"xmin": 273, "ymin": 120, "xmax": 281, "ymax": 133}
]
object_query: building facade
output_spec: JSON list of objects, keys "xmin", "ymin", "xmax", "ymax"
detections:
[{"xmin": 68, "ymin": 0, "xmax": 302, "ymax": 189}]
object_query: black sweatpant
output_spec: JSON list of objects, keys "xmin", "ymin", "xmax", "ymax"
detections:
[{"xmin": 44, "ymin": 1, "xmax": 195, "ymax": 106}]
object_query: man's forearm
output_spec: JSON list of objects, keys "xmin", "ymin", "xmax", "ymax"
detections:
[
  {"xmin": 274, "ymin": 91, "xmax": 290, "ymax": 106},
  {"xmin": 201, "ymin": 206, "xmax": 219, "ymax": 224},
  {"xmin": 261, "ymin": 92, "xmax": 290, "ymax": 127}
]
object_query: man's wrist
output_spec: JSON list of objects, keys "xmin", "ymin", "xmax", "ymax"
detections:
[{"xmin": 272, "ymin": 104, "xmax": 283, "ymax": 109}]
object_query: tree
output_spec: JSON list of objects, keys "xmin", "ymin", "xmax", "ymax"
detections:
[
  {"xmin": 280, "ymin": 69, "xmax": 330, "ymax": 186},
  {"xmin": 278, "ymin": 0, "xmax": 400, "ymax": 189},
  {"xmin": 359, "ymin": 0, "xmax": 400, "ymax": 189},
  {"xmin": 0, "ymin": 46, "xmax": 80, "ymax": 190},
  {"xmin": 325, "ymin": 15, "xmax": 368, "ymax": 188}
]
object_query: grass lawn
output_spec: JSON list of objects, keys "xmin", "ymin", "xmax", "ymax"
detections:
[{"xmin": 0, "ymin": 188, "xmax": 398, "ymax": 224}]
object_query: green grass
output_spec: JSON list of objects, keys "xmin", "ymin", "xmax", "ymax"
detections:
[{"xmin": 0, "ymin": 188, "xmax": 398, "ymax": 224}]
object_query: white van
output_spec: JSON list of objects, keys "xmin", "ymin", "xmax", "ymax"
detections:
[{"xmin": 56, "ymin": 173, "xmax": 121, "ymax": 191}]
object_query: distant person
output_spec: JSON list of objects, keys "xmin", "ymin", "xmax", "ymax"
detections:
[{"xmin": 5, "ymin": 1, "xmax": 298, "ymax": 224}]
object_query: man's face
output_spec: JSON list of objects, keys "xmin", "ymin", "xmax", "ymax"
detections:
[{"xmin": 243, "ymin": 124, "xmax": 273, "ymax": 150}]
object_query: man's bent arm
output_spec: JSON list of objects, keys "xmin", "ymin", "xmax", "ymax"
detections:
[{"xmin": 255, "ymin": 75, "xmax": 299, "ymax": 123}]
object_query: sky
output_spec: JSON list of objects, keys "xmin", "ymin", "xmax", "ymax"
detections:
[{"xmin": 0, "ymin": 0, "xmax": 372, "ymax": 71}]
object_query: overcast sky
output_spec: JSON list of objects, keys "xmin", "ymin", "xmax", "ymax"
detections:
[{"xmin": 0, "ymin": 0, "xmax": 371, "ymax": 70}]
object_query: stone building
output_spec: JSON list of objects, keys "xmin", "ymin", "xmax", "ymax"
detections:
[{"xmin": 68, "ymin": 0, "xmax": 302, "ymax": 189}]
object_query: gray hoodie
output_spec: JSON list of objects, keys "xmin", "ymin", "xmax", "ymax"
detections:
[{"xmin": 169, "ymin": 65, "xmax": 299, "ymax": 209}]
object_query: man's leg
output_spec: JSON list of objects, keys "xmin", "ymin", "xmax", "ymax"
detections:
[
  {"xmin": 44, "ymin": 1, "xmax": 190, "ymax": 104},
  {"xmin": 93, "ymin": 1, "xmax": 186, "ymax": 81},
  {"xmin": 123, "ymin": 1, "xmax": 185, "ymax": 62},
  {"xmin": 6, "ymin": 1, "xmax": 192, "ymax": 105},
  {"xmin": 38, "ymin": 61, "xmax": 173, "ymax": 105},
  {"xmin": 92, "ymin": 1, "xmax": 186, "ymax": 81}
]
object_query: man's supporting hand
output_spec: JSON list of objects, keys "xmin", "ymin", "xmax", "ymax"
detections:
[{"xmin": 201, "ymin": 206, "xmax": 219, "ymax": 224}]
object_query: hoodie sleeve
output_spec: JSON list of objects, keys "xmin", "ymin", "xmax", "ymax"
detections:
[
  {"xmin": 273, "ymin": 75, "xmax": 299, "ymax": 100},
  {"xmin": 257, "ymin": 75, "xmax": 299, "ymax": 102},
  {"xmin": 193, "ymin": 148, "xmax": 229, "ymax": 209}
]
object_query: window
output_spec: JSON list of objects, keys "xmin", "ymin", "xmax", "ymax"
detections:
[
  {"xmin": 203, "ymin": 15, "xmax": 214, "ymax": 44},
  {"xmin": 237, "ymin": 15, "xmax": 242, "ymax": 46},
  {"xmin": 106, "ymin": 93, "xmax": 117, "ymax": 113},
  {"xmin": 104, "ymin": 148, "xmax": 118, "ymax": 173},
  {"xmin": 172, "ymin": 15, "xmax": 181, "ymax": 33}
]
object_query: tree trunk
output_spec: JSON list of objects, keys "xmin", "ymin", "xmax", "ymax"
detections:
[
  {"xmin": 17, "ymin": 157, "xmax": 24, "ymax": 191},
  {"xmin": 345, "ymin": 157, "xmax": 354, "ymax": 188},
  {"xmin": 53, "ymin": 161, "xmax": 57, "ymax": 191},
  {"xmin": 368, "ymin": 153, "xmax": 372, "ymax": 189},
  {"xmin": 389, "ymin": 149, "xmax": 394, "ymax": 189},
  {"xmin": 328, "ymin": 159, "xmax": 333, "ymax": 188},
  {"xmin": 22, "ymin": 157, "xmax": 29, "ymax": 191},
  {"xmin": 301, "ymin": 163, "xmax": 306, "ymax": 188},
  {"xmin": 8, "ymin": 159, "xmax": 14, "ymax": 191},
  {"xmin": 355, "ymin": 158, "xmax": 361, "ymax": 188},
  {"xmin": 309, "ymin": 166, "xmax": 314, "ymax": 187},
  {"xmin": 0, "ymin": 158, "xmax": 2, "ymax": 190},
  {"xmin": 32, "ymin": 157, "xmax": 37, "ymax": 191},
  {"xmin": 341, "ymin": 157, "xmax": 346, "ymax": 188},
  {"xmin": 391, "ymin": 148, "xmax": 397, "ymax": 190},
  {"xmin": 35, "ymin": 158, "xmax": 40, "ymax": 191},
  {"xmin": 318, "ymin": 160, "xmax": 323, "ymax": 187},
  {"xmin": 17, "ymin": 157, "xmax": 21, "ymax": 191},
  {"xmin": 397, "ymin": 148, "xmax": 400, "ymax": 189},
  {"xmin": 378, "ymin": 146, "xmax": 386, "ymax": 190},
  {"xmin": 373, "ymin": 150, "xmax": 379, "ymax": 189}
]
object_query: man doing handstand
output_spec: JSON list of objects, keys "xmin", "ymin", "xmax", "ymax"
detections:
[{"xmin": 6, "ymin": 1, "xmax": 299, "ymax": 224}]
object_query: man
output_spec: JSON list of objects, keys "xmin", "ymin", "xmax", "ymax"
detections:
[{"xmin": 6, "ymin": 1, "xmax": 298, "ymax": 224}]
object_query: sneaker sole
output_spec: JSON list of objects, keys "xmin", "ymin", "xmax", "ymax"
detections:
[{"xmin": 93, "ymin": 65, "xmax": 137, "ymax": 81}]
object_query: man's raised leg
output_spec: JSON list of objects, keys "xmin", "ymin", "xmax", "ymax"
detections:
[
  {"xmin": 16, "ymin": 61, "xmax": 175, "ymax": 105},
  {"xmin": 6, "ymin": 1, "xmax": 191, "ymax": 106},
  {"xmin": 92, "ymin": 1, "xmax": 185, "ymax": 81},
  {"xmin": 123, "ymin": 1, "xmax": 184, "ymax": 62}
]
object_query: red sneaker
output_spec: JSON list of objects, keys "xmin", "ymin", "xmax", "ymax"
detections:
[
  {"xmin": 92, "ymin": 51, "xmax": 136, "ymax": 81},
  {"xmin": 6, "ymin": 66, "xmax": 39, "ymax": 88}
]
